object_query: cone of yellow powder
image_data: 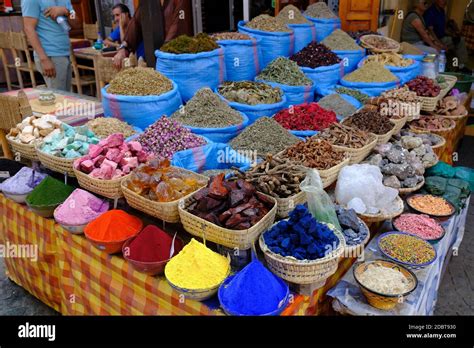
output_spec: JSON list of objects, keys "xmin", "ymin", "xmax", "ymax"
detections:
[{"xmin": 165, "ymin": 239, "xmax": 230, "ymax": 297}]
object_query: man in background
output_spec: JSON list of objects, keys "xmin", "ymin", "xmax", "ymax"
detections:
[
  {"xmin": 104, "ymin": 3, "xmax": 131, "ymax": 47},
  {"xmin": 22, "ymin": 0, "xmax": 74, "ymax": 91}
]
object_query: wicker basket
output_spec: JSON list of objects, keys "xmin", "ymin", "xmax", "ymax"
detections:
[
  {"xmin": 419, "ymin": 95, "xmax": 441, "ymax": 112},
  {"xmin": 74, "ymin": 166, "xmax": 129, "ymax": 199},
  {"xmin": 36, "ymin": 144, "xmax": 77, "ymax": 177},
  {"xmin": 432, "ymin": 110, "xmax": 468, "ymax": 120},
  {"xmin": 341, "ymin": 118, "xmax": 395, "ymax": 146},
  {"xmin": 409, "ymin": 118, "xmax": 456, "ymax": 140},
  {"xmin": 339, "ymin": 195, "xmax": 405, "ymax": 224},
  {"xmin": 438, "ymin": 74, "xmax": 457, "ymax": 99},
  {"xmin": 331, "ymin": 134, "xmax": 378, "ymax": 165},
  {"xmin": 430, "ymin": 134, "xmax": 446, "ymax": 157},
  {"xmin": 360, "ymin": 35, "xmax": 400, "ymax": 53},
  {"xmin": 275, "ymin": 190, "xmax": 307, "ymax": 219},
  {"xmin": 390, "ymin": 114, "xmax": 408, "ymax": 135},
  {"xmin": 178, "ymin": 192, "xmax": 277, "ymax": 250},
  {"xmin": 319, "ymin": 156, "xmax": 351, "ymax": 188},
  {"xmin": 122, "ymin": 170, "xmax": 209, "ymax": 223},
  {"xmin": 259, "ymin": 223, "xmax": 345, "ymax": 285},
  {"xmin": 6, "ymin": 136, "xmax": 39, "ymax": 161},
  {"xmin": 344, "ymin": 226, "xmax": 370, "ymax": 259},
  {"xmin": 398, "ymin": 177, "xmax": 425, "ymax": 195}
]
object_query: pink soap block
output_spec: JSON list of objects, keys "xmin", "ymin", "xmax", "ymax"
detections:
[
  {"xmin": 121, "ymin": 157, "xmax": 138, "ymax": 169},
  {"xmin": 89, "ymin": 168, "xmax": 104, "ymax": 179},
  {"xmin": 112, "ymin": 169, "xmax": 124, "ymax": 180},
  {"xmin": 122, "ymin": 165, "xmax": 132, "ymax": 174},
  {"xmin": 105, "ymin": 148, "xmax": 121, "ymax": 162},
  {"xmin": 128, "ymin": 141, "xmax": 142, "ymax": 153},
  {"xmin": 92, "ymin": 155, "xmax": 105, "ymax": 167},
  {"xmin": 101, "ymin": 159, "xmax": 118, "ymax": 171},
  {"xmin": 106, "ymin": 133, "xmax": 124, "ymax": 148},
  {"xmin": 119, "ymin": 143, "xmax": 129, "ymax": 153},
  {"xmin": 137, "ymin": 150, "xmax": 148, "ymax": 163},
  {"xmin": 88, "ymin": 144, "xmax": 104, "ymax": 158},
  {"xmin": 80, "ymin": 159, "xmax": 95, "ymax": 174},
  {"xmin": 99, "ymin": 165, "xmax": 113, "ymax": 180}
]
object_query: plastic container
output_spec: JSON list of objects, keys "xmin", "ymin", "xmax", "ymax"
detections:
[
  {"xmin": 25, "ymin": 201, "xmax": 59, "ymax": 218},
  {"xmin": 333, "ymin": 49, "xmax": 366, "ymax": 74}
]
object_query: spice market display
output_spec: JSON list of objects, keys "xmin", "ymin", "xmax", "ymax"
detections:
[{"xmin": 0, "ymin": 1, "xmax": 472, "ymax": 320}]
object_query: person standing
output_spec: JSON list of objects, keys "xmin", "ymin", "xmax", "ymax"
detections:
[
  {"xmin": 104, "ymin": 4, "xmax": 131, "ymax": 48},
  {"xmin": 22, "ymin": 0, "xmax": 74, "ymax": 91}
]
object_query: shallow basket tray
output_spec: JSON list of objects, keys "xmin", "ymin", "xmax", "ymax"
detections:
[
  {"xmin": 359, "ymin": 35, "xmax": 400, "ymax": 54},
  {"xmin": 418, "ymin": 95, "xmax": 440, "ymax": 112},
  {"xmin": 7, "ymin": 136, "xmax": 39, "ymax": 161},
  {"xmin": 74, "ymin": 167, "xmax": 130, "ymax": 200},
  {"xmin": 331, "ymin": 134, "xmax": 378, "ymax": 165},
  {"xmin": 390, "ymin": 114, "xmax": 408, "ymax": 135},
  {"xmin": 343, "ymin": 218, "xmax": 371, "ymax": 258},
  {"xmin": 36, "ymin": 144, "xmax": 77, "ymax": 177},
  {"xmin": 340, "ymin": 118, "xmax": 395, "ymax": 146},
  {"xmin": 398, "ymin": 177, "xmax": 425, "ymax": 195},
  {"xmin": 178, "ymin": 192, "xmax": 277, "ymax": 250},
  {"xmin": 122, "ymin": 169, "xmax": 209, "ymax": 224},
  {"xmin": 409, "ymin": 118, "xmax": 456, "ymax": 140},
  {"xmin": 275, "ymin": 190, "xmax": 307, "ymax": 219},
  {"xmin": 319, "ymin": 155, "xmax": 351, "ymax": 189},
  {"xmin": 432, "ymin": 110, "xmax": 469, "ymax": 121},
  {"xmin": 339, "ymin": 195, "xmax": 404, "ymax": 224},
  {"xmin": 259, "ymin": 223, "xmax": 345, "ymax": 286}
]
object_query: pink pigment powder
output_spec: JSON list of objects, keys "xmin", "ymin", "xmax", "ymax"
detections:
[
  {"xmin": 394, "ymin": 213, "xmax": 443, "ymax": 240},
  {"xmin": 54, "ymin": 189, "xmax": 109, "ymax": 226}
]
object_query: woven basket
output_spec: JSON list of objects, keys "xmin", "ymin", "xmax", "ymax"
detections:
[
  {"xmin": 122, "ymin": 170, "xmax": 208, "ymax": 223},
  {"xmin": 432, "ymin": 110, "xmax": 468, "ymax": 121},
  {"xmin": 6, "ymin": 136, "xmax": 39, "ymax": 161},
  {"xmin": 344, "ymin": 223, "xmax": 370, "ymax": 259},
  {"xmin": 36, "ymin": 144, "xmax": 77, "ymax": 177},
  {"xmin": 178, "ymin": 192, "xmax": 277, "ymax": 249},
  {"xmin": 331, "ymin": 134, "xmax": 378, "ymax": 165},
  {"xmin": 341, "ymin": 118, "xmax": 395, "ymax": 146},
  {"xmin": 419, "ymin": 95, "xmax": 440, "ymax": 112},
  {"xmin": 398, "ymin": 177, "xmax": 425, "ymax": 195},
  {"xmin": 339, "ymin": 195, "xmax": 405, "ymax": 224},
  {"xmin": 430, "ymin": 134, "xmax": 446, "ymax": 157},
  {"xmin": 360, "ymin": 35, "xmax": 400, "ymax": 53},
  {"xmin": 74, "ymin": 167, "xmax": 129, "ymax": 199},
  {"xmin": 409, "ymin": 118, "xmax": 456, "ymax": 140},
  {"xmin": 438, "ymin": 74, "xmax": 457, "ymax": 99},
  {"xmin": 275, "ymin": 190, "xmax": 307, "ymax": 219},
  {"xmin": 319, "ymin": 156, "xmax": 351, "ymax": 188},
  {"xmin": 390, "ymin": 114, "xmax": 408, "ymax": 135},
  {"xmin": 259, "ymin": 223, "xmax": 345, "ymax": 285}
]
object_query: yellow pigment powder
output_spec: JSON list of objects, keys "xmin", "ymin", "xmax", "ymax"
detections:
[{"xmin": 165, "ymin": 239, "xmax": 230, "ymax": 289}]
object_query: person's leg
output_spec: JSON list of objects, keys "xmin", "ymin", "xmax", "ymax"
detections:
[
  {"xmin": 34, "ymin": 56, "xmax": 53, "ymax": 88},
  {"xmin": 50, "ymin": 56, "xmax": 71, "ymax": 91},
  {"xmin": 413, "ymin": 41, "xmax": 438, "ymax": 54}
]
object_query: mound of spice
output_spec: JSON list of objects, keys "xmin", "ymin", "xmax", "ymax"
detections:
[
  {"xmin": 107, "ymin": 68, "xmax": 173, "ymax": 96},
  {"xmin": 343, "ymin": 110, "xmax": 394, "ymax": 135},
  {"xmin": 230, "ymin": 117, "xmax": 300, "ymax": 157},
  {"xmin": 138, "ymin": 116, "xmax": 207, "ymax": 159},
  {"xmin": 305, "ymin": 2, "xmax": 337, "ymax": 19},
  {"xmin": 220, "ymin": 259, "xmax": 288, "ymax": 315},
  {"xmin": 408, "ymin": 194, "xmax": 453, "ymax": 216},
  {"xmin": 264, "ymin": 205, "xmax": 340, "ymax": 260},
  {"xmin": 165, "ymin": 238, "xmax": 230, "ymax": 290},
  {"xmin": 277, "ymin": 4, "xmax": 310, "ymax": 24},
  {"xmin": 75, "ymin": 133, "xmax": 150, "ymax": 180},
  {"xmin": 218, "ymin": 81, "xmax": 283, "ymax": 105},
  {"xmin": 335, "ymin": 87, "xmax": 370, "ymax": 103},
  {"xmin": 317, "ymin": 123, "xmax": 373, "ymax": 149},
  {"xmin": 393, "ymin": 213, "xmax": 443, "ymax": 240},
  {"xmin": 382, "ymin": 86, "xmax": 420, "ymax": 103},
  {"xmin": 187, "ymin": 174, "xmax": 275, "ymax": 230},
  {"xmin": 54, "ymin": 189, "xmax": 109, "ymax": 226},
  {"xmin": 8, "ymin": 114, "xmax": 62, "ymax": 144},
  {"xmin": 85, "ymin": 118, "xmax": 136, "ymax": 139},
  {"xmin": 336, "ymin": 207, "xmax": 369, "ymax": 246},
  {"xmin": 256, "ymin": 57, "xmax": 312, "ymax": 86},
  {"xmin": 235, "ymin": 154, "xmax": 307, "ymax": 198},
  {"xmin": 364, "ymin": 53, "xmax": 413, "ymax": 67},
  {"xmin": 343, "ymin": 61, "xmax": 398, "ymax": 83},
  {"xmin": 283, "ymin": 138, "xmax": 346, "ymax": 170},
  {"xmin": 40, "ymin": 124, "xmax": 100, "ymax": 158},
  {"xmin": 211, "ymin": 32, "xmax": 251, "ymax": 40},
  {"xmin": 0, "ymin": 167, "xmax": 47, "ymax": 195},
  {"xmin": 171, "ymin": 88, "xmax": 243, "ymax": 128},
  {"xmin": 379, "ymin": 233, "xmax": 436, "ymax": 265},
  {"xmin": 26, "ymin": 176, "xmax": 75, "ymax": 207},
  {"xmin": 357, "ymin": 263, "xmax": 410, "ymax": 295},
  {"xmin": 322, "ymin": 29, "xmax": 361, "ymax": 51},
  {"xmin": 290, "ymin": 42, "xmax": 341, "ymax": 69},
  {"xmin": 160, "ymin": 33, "xmax": 219, "ymax": 54},
  {"xmin": 400, "ymin": 42, "xmax": 424, "ymax": 55},
  {"xmin": 126, "ymin": 158, "xmax": 207, "ymax": 203},
  {"xmin": 409, "ymin": 116, "xmax": 454, "ymax": 131},
  {"xmin": 273, "ymin": 102, "xmax": 337, "ymax": 131},
  {"xmin": 318, "ymin": 94, "xmax": 357, "ymax": 119},
  {"xmin": 127, "ymin": 225, "xmax": 182, "ymax": 263},
  {"xmin": 406, "ymin": 76, "xmax": 440, "ymax": 97},
  {"xmin": 245, "ymin": 14, "xmax": 291, "ymax": 32},
  {"xmin": 85, "ymin": 210, "xmax": 143, "ymax": 242}
]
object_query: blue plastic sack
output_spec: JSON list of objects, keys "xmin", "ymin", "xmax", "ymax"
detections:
[
  {"xmin": 302, "ymin": 61, "xmax": 344, "ymax": 89},
  {"xmin": 216, "ymin": 91, "xmax": 288, "ymax": 125},
  {"xmin": 182, "ymin": 112, "xmax": 249, "ymax": 143},
  {"xmin": 288, "ymin": 23, "xmax": 316, "ymax": 53},
  {"xmin": 333, "ymin": 49, "xmax": 366, "ymax": 74},
  {"xmin": 357, "ymin": 57, "xmax": 421, "ymax": 85},
  {"xmin": 155, "ymin": 48, "xmax": 226, "ymax": 102},
  {"xmin": 101, "ymin": 82, "xmax": 182, "ymax": 130},
  {"xmin": 216, "ymin": 37, "xmax": 263, "ymax": 81},
  {"xmin": 403, "ymin": 54, "xmax": 424, "ymax": 76},
  {"xmin": 304, "ymin": 16, "xmax": 341, "ymax": 42},
  {"xmin": 290, "ymin": 129, "xmax": 318, "ymax": 138},
  {"xmin": 238, "ymin": 21, "xmax": 295, "ymax": 68},
  {"xmin": 172, "ymin": 142, "xmax": 254, "ymax": 174},
  {"xmin": 339, "ymin": 76, "xmax": 400, "ymax": 97},
  {"xmin": 255, "ymin": 79, "xmax": 315, "ymax": 107}
]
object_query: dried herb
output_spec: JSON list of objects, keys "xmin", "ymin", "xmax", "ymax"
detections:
[
  {"xmin": 343, "ymin": 110, "xmax": 394, "ymax": 135},
  {"xmin": 107, "ymin": 68, "xmax": 173, "ymax": 96},
  {"xmin": 364, "ymin": 53, "xmax": 413, "ymax": 67},
  {"xmin": 245, "ymin": 14, "xmax": 291, "ymax": 32},
  {"xmin": 318, "ymin": 94, "xmax": 357, "ymax": 119},
  {"xmin": 218, "ymin": 81, "xmax": 283, "ymax": 105},
  {"xmin": 290, "ymin": 42, "xmax": 341, "ymax": 69},
  {"xmin": 304, "ymin": 2, "xmax": 337, "ymax": 19},
  {"xmin": 171, "ymin": 88, "xmax": 243, "ymax": 128},
  {"xmin": 316, "ymin": 123, "xmax": 373, "ymax": 149},
  {"xmin": 343, "ymin": 61, "xmax": 397, "ymax": 83},
  {"xmin": 86, "ymin": 118, "xmax": 136, "ymax": 139},
  {"xmin": 335, "ymin": 87, "xmax": 370, "ymax": 103},
  {"xmin": 322, "ymin": 29, "xmax": 361, "ymax": 51},
  {"xmin": 160, "ymin": 33, "xmax": 219, "ymax": 54},
  {"xmin": 211, "ymin": 32, "xmax": 251, "ymax": 40},
  {"xmin": 256, "ymin": 57, "xmax": 312, "ymax": 86},
  {"xmin": 283, "ymin": 139, "xmax": 346, "ymax": 170},
  {"xmin": 277, "ymin": 4, "xmax": 310, "ymax": 24}
]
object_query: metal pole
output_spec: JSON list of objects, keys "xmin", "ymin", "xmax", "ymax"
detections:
[
  {"xmin": 94, "ymin": 0, "xmax": 106, "ymax": 39},
  {"xmin": 243, "ymin": 0, "xmax": 250, "ymax": 22}
]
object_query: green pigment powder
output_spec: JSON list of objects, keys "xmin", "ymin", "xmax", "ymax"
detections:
[{"xmin": 26, "ymin": 176, "xmax": 75, "ymax": 206}]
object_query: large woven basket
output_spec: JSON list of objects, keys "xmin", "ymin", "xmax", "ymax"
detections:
[
  {"xmin": 331, "ymin": 134, "xmax": 378, "ymax": 165},
  {"xmin": 398, "ymin": 177, "xmax": 425, "ymax": 195},
  {"xmin": 6, "ymin": 136, "xmax": 39, "ymax": 161},
  {"xmin": 339, "ymin": 195, "xmax": 405, "ymax": 224},
  {"xmin": 360, "ymin": 35, "xmax": 400, "ymax": 53},
  {"xmin": 341, "ymin": 118, "xmax": 395, "ymax": 146},
  {"xmin": 390, "ymin": 114, "xmax": 408, "ymax": 135},
  {"xmin": 74, "ymin": 166, "xmax": 129, "ymax": 199},
  {"xmin": 419, "ymin": 95, "xmax": 441, "ymax": 112},
  {"xmin": 275, "ymin": 190, "xmax": 307, "ymax": 219},
  {"xmin": 438, "ymin": 74, "xmax": 457, "ymax": 99},
  {"xmin": 178, "ymin": 192, "xmax": 277, "ymax": 250},
  {"xmin": 430, "ymin": 134, "xmax": 446, "ymax": 157},
  {"xmin": 409, "ymin": 118, "xmax": 456, "ymax": 140},
  {"xmin": 259, "ymin": 223, "xmax": 345, "ymax": 286},
  {"xmin": 432, "ymin": 110, "xmax": 468, "ymax": 121},
  {"xmin": 319, "ymin": 155, "xmax": 351, "ymax": 188},
  {"xmin": 122, "ymin": 170, "xmax": 208, "ymax": 223},
  {"xmin": 36, "ymin": 144, "xmax": 77, "ymax": 176}
]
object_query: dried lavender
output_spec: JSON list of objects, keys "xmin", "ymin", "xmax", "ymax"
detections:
[
  {"xmin": 318, "ymin": 94, "xmax": 357, "ymax": 119},
  {"xmin": 256, "ymin": 57, "xmax": 312, "ymax": 86}
]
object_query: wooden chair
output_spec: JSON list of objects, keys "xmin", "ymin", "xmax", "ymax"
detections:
[
  {"xmin": 70, "ymin": 47, "xmax": 96, "ymax": 95},
  {"xmin": 6, "ymin": 31, "xmax": 38, "ymax": 89},
  {"xmin": 0, "ymin": 32, "xmax": 12, "ymax": 90},
  {"xmin": 0, "ymin": 90, "xmax": 33, "ymax": 160},
  {"xmin": 83, "ymin": 23, "xmax": 99, "ymax": 43},
  {"xmin": 95, "ymin": 53, "xmax": 138, "ymax": 99}
]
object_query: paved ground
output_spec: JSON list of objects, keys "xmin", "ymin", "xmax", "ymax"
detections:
[{"xmin": 0, "ymin": 137, "xmax": 473, "ymax": 315}]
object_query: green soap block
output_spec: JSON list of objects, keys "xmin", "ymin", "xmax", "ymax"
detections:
[
  {"xmin": 65, "ymin": 149, "xmax": 81, "ymax": 158},
  {"xmin": 80, "ymin": 143, "xmax": 90, "ymax": 154},
  {"xmin": 86, "ymin": 130, "xmax": 95, "ymax": 138},
  {"xmin": 74, "ymin": 133, "xmax": 88, "ymax": 143},
  {"xmin": 90, "ymin": 137, "xmax": 99, "ymax": 145}
]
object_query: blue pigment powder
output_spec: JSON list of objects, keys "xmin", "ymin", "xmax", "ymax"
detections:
[{"xmin": 219, "ymin": 259, "xmax": 288, "ymax": 315}]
